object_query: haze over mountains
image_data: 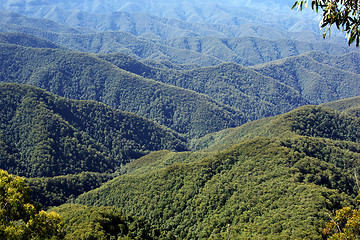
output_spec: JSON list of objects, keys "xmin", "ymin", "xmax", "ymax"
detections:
[
  {"xmin": 0, "ymin": 0, "xmax": 358, "ymax": 70},
  {"xmin": 1, "ymin": 0, "xmax": 360, "ymax": 239}
]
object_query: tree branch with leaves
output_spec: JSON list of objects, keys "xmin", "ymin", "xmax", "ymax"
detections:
[
  {"xmin": 0, "ymin": 169, "xmax": 64, "ymax": 239},
  {"xmin": 293, "ymin": 0, "xmax": 360, "ymax": 46}
]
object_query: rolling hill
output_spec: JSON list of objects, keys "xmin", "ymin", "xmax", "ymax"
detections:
[
  {"xmin": 0, "ymin": 43, "xmax": 247, "ymax": 138},
  {"xmin": 1, "ymin": 37, "xmax": 360, "ymax": 138},
  {"xmin": 251, "ymin": 51, "xmax": 360, "ymax": 104},
  {"xmin": 0, "ymin": 83, "xmax": 186, "ymax": 178},
  {"xmin": 75, "ymin": 104, "xmax": 360, "ymax": 239}
]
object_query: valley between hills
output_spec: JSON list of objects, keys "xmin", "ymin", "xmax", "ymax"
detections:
[{"xmin": 1, "ymin": 0, "xmax": 360, "ymax": 239}]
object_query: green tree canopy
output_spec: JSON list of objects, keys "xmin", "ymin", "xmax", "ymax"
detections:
[
  {"xmin": 0, "ymin": 169, "xmax": 64, "ymax": 239},
  {"xmin": 293, "ymin": 0, "xmax": 360, "ymax": 46}
]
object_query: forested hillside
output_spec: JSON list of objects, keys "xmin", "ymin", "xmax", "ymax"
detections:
[
  {"xmin": 27, "ymin": 172, "xmax": 115, "ymax": 208},
  {"xmin": 1, "ymin": 39, "xmax": 360, "ymax": 139},
  {"xmin": 1, "ymin": 0, "xmax": 360, "ymax": 239},
  {"xmin": 99, "ymin": 50, "xmax": 360, "ymax": 119},
  {"xmin": 76, "ymin": 105, "xmax": 360, "ymax": 239},
  {"xmin": 0, "ymin": 32, "xmax": 63, "ymax": 49},
  {"xmin": 0, "ymin": 43, "xmax": 246, "ymax": 138},
  {"xmin": 251, "ymin": 52, "xmax": 360, "ymax": 104},
  {"xmin": 50, "ymin": 204, "xmax": 164, "ymax": 240},
  {"xmin": 0, "ymin": 83, "xmax": 186, "ymax": 178}
]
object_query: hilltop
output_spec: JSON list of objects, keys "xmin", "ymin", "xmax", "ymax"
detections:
[
  {"xmin": 0, "ymin": 83, "xmax": 186, "ymax": 178},
  {"xmin": 75, "ymin": 103, "xmax": 360, "ymax": 239}
]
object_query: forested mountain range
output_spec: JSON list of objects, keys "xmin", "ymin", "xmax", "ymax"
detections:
[
  {"xmin": 0, "ymin": 11, "xmax": 357, "ymax": 68},
  {"xmin": 1, "ymin": 35, "xmax": 360, "ymax": 141},
  {"xmin": 0, "ymin": 42, "xmax": 247, "ymax": 138},
  {"xmin": 99, "ymin": 51, "xmax": 309, "ymax": 121},
  {"xmin": 0, "ymin": 0, "xmax": 318, "ymax": 31},
  {"xmin": 1, "ymin": 35, "xmax": 359, "ymax": 134},
  {"xmin": 0, "ymin": 0, "xmax": 345, "ymax": 43},
  {"xmin": 0, "ymin": 83, "xmax": 186, "ymax": 178},
  {"xmin": 160, "ymin": 36, "xmax": 354, "ymax": 67},
  {"xmin": 1, "ymin": 0, "xmax": 360, "ymax": 239},
  {"xmin": 251, "ymin": 51, "xmax": 360, "ymax": 104},
  {"xmin": 101, "ymin": 50, "xmax": 360, "ymax": 116},
  {"xmin": 75, "ymin": 103, "xmax": 360, "ymax": 239}
]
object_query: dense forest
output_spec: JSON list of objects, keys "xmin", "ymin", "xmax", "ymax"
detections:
[
  {"xmin": 1, "ymin": 0, "xmax": 360, "ymax": 239},
  {"xmin": 50, "ymin": 204, "xmax": 164, "ymax": 240},
  {"xmin": 1, "ymin": 35, "xmax": 360, "ymax": 138},
  {"xmin": 8, "ymin": 102, "xmax": 360, "ymax": 239},
  {"xmin": 75, "ymin": 105, "xmax": 360, "ymax": 239},
  {"xmin": 0, "ymin": 42, "xmax": 248, "ymax": 138},
  {"xmin": 1, "ymin": 35, "xmax": 360, "ymax": 240},
  {"xmin": 0, "ymin": 83, "xmax": 186, "ymax": 178}
]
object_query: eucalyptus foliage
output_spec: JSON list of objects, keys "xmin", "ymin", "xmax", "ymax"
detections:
[
  {"xmin": 0, "ymin": 169, "xmax": 64, "ymax": 239},
  {"xmin": 293, "ymin": 0, "xmax": 360, "ymax": 46}
]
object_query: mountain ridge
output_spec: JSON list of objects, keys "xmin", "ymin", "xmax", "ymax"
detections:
[
  {"xmin": 1, "ymin": 39, "xmax": 360, "ymax": 138},
  {"xmin": 0, "ymin": 10, "xmax": 357, "ymax": 67},
  {"xmin": 0, "ymin": 43, "xmax": 247, "ymax": 138},
  {"xmin": 1, "ymin": 1, "xmax": 360, "ymax": 239},
  {"xmin": 75, "ymin": 105, "xmax": 360, "ymax": 239},
  {"xmin": 0, "ymin": 83, "xmax": 187, "ymax": 178}
]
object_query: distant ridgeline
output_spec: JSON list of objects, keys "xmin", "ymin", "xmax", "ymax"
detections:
[
  {"xmin": 1, "ymin": 36, "xmax": 360, "ymax": 139},
  {"xmin": 0, "ymin": 83, "xmax": 186, "ymax": 178}
]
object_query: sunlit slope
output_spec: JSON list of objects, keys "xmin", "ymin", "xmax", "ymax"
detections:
[
  {"xmin": 321, "ymin": 95, "xmax": 360, "ymax": 118},
  {"xmin": 76, "ymin": 105, "xmax": 360, "ymax": 239},
  {"xmin": 193, "ymin": 103, "xmax": 360, "ymax": 151}
]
